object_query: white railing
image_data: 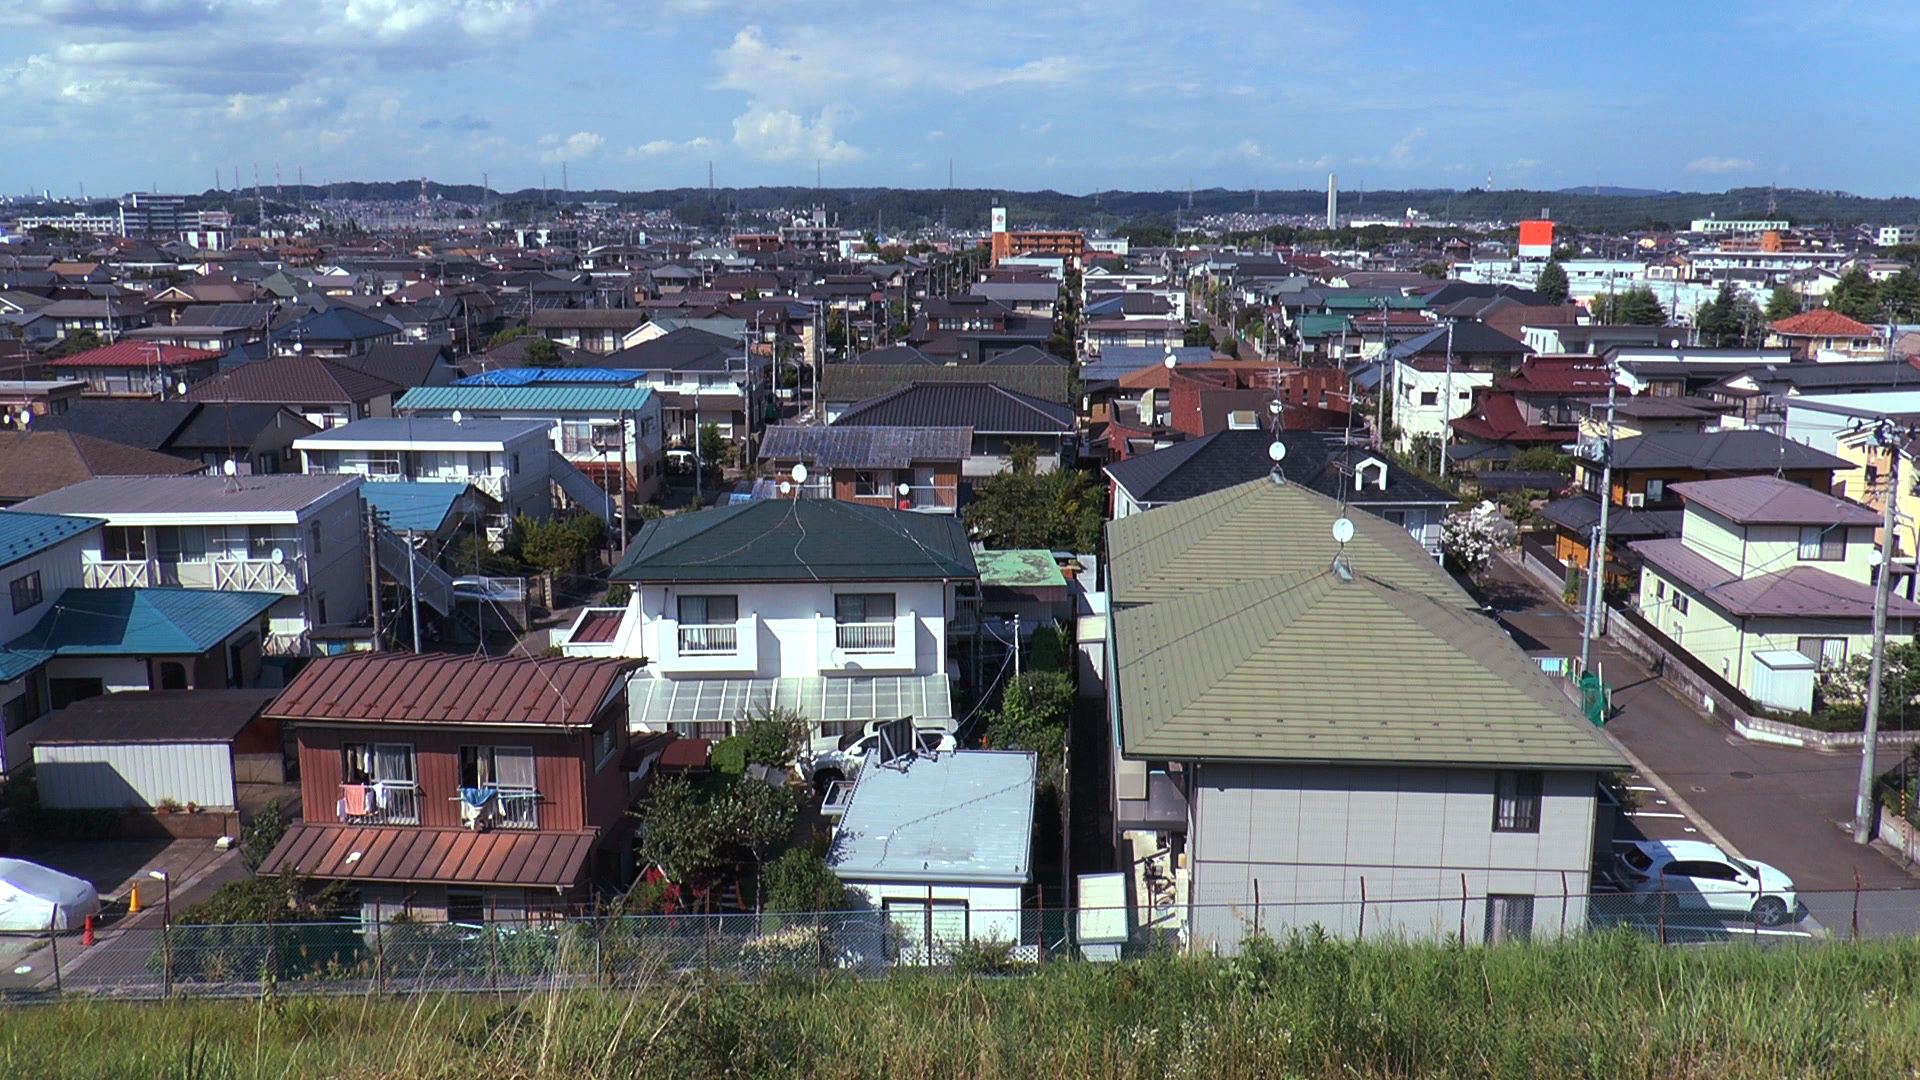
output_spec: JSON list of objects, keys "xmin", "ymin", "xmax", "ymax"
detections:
[
  {"xmin": 263, "ymin": 631, "xmax": 311, "ymax": 657},
  {"xmin": 338, "ymin": 783, "xmax": 419, "ymax": 825},
  {"xmin": 467, "ymin": 474, "xmax": 507, "ymax": 500},
  {"xmin": 835, "ymin": 621, "xmax": 896, "ymax": 652},
  {"xmin": 206, "ymin": 558, "xmax": 303, "ymax": 594},
  {"xmin": 678, "ymin": 623, "xmax": 738, "ymax": 654},
  {"xmin": 495, "ymin": 789, "xmax": 540, "ymax": 829},
  {"xmin": 84, "ymin": 559, "xmax": 156, "ymax": 588}
]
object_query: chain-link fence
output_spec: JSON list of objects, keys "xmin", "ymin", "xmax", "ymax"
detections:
[{"xmin": 6, "ymin": 884, "xmax": 1917, "ymax": 1002}]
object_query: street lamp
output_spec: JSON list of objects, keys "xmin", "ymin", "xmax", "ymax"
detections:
[{"xmin": 149, "ymin": 869, "xmax": 173, "ymax": 996}]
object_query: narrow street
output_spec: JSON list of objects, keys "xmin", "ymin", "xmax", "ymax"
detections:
[{"xmin": 1481, "ymin": 555, "xmax": 1920, "ymax": 934}]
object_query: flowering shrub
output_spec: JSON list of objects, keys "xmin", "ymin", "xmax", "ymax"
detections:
[{"xmin": 1440, "ymin": 501, "xmax": 1518, "ymax": 578}]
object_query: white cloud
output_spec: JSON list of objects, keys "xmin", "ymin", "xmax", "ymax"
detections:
[
  {"xmin": 1236, "ymin": 139, "xmax": 1263, "ymax": 161},
  {"xmin": 626, "ymin": 135, "xmax": 716, "ymax": 158},
  {"xmin": 539, "ymin": 130, "xmax": 604, "ymax": 162},
  {"xmin": 731, "ymin": 104, "xmax": 860, "ymax": 164},
  {"xmin": 714, "ymin": 24, "xmax": 1084, "ymax": 104},
  {"xmin": 1687, "ymin": 155, "xmax": 1754, "ymax": 174},
  {"xmin": 1390, "ymin": 127, "xmax": 1426, "ymax": 165}
]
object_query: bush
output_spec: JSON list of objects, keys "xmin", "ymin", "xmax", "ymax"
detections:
[
  {"xmin": 710, "ymin": 737, "xmax": 747, "ymax": 777},
  {"xmin": 949, "ymin": 936, "xmax": 1024, "ymax": 975},
  {"xmin": 240, "ymin": 798, "xmax": 288, "ymax": 872},
  {"xmin": 604, "ymin": 583, "xmax": 632, "ymax": 606},
  {"xmin": 761, "ymin": 849, "xmax": 846, "ymax": 914},
  {"xmin": 738, "ymin": 706, "xmax": 808, "ymax": 769}
]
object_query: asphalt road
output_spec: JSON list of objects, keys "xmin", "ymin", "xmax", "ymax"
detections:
[{"xmin": 1482, "ymin": 555, "xmax": 1919, "ymax": 937}]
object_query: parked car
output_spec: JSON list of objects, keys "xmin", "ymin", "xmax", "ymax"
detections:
[
  {"xmin": 799, "ymin": 724, "xmax": 956, "ymax": 794},
  {"xmin": 1613, "ymin": 839, "xmax": 1799, "ymax": 926},
  {"xmin": 450, "ymin": 576, "xmax": 520, "ymax": 601}
]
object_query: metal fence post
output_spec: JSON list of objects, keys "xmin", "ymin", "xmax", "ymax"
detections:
[
  {"xmin": 1560, "ymin": 870, "xmax": 1569, "ymax": 935},
  {"xmin": 1853, "ymin": 867, "xmax": 1862, "ymax": 943},
  {"xmin": 1656, "ymin": 873, "xmax": 1667, "ymax": 946},
  {"xmin": 46, "ymin": 910, "xmax": 61, "ymax": 997},
  {"xmin": 161, "ymin": 919, "xmax": 173, "ymax": 998},
  {"xmin": 373, "ymin": 903, "xmax": 386, "ymax": 995},
  {"xmin": 1459, "ymin": 874, "xmax": 1468, "ymax": 944},
  {"xmin": 1358, "ymin": 876, "xmax": 1367, "ymax": 940},
  {"xmin": 1252, "ymin": 879, "xmax": 1261, "ymax": 938}
]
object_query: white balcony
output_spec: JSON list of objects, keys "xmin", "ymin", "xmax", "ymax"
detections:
[
  {"xmin": 180, "ymin": 558, "xmax": 305, "ymax": 595},
  {"xmin": 338, "ymin": 783, "xmax": 419, "ymax": 825},
  {"xmin": 83, "ymin": 559, "xmax": 155, "ymax": 588},
  {"xmin": 655, "ymin": 615, "xmax": 759, "ymax": 675},
  {"xmin": 821, "ymin": 614, "xmax": 917, "ymax": 674}
]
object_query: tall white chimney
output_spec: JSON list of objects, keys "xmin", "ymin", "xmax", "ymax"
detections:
[{"xmin": 1326, "ymin": 174, "xmax": 1339, "ymax": 229}]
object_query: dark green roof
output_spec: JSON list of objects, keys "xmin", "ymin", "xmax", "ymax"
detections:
[
  {"xmin": 611, "ymin": 499, "xmax": 977, "ymax": 583},
  {"xmin": 1108, "ymin": 478, "xmax": 1625, "ymax": 771}
]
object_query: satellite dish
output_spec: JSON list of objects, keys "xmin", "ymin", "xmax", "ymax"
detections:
[
  {"xmin": 1267, "ymin": 441, "xmax": 1286, "ymax": 462},
  {"xmin": 1869, "ymin": 548, "xmax": 1885, "ymax": 567},
  {"xmin": 270, "ymin": 547, "xmax": 285, "ymax": 564},
  {"xmin": 1669, "ymin": 338, "xmax": 1681, "ymax": 349},
  {"xmin": 897, "ymin": 482, "xmax": 912, "ymax": 497},
  {"xmin": 1163, "ymin": 354, "xmax": 1177, "ymax": 369},
  {"xmin": 176, "ymin": 381, "xmax": 189, "ymax": 397},
  {"xmin": 221, "ymin": 459, "xmax": 238, "ymax": 477},
  {"xmin": 1268, "ymin": 400, "xmax": 1282, "ymax": 414},
  {"xmin": 15, "ymin": 410, "xmax": 28, "ymax": 428},
  {"xmin": 791, "ymin": 462, "xmax": 809, "ymax": 484},
  {"xmin": 292, "ymin": 341, "xmax": 303, "ymax": 353},
  {"xmin": 1332, "ymin": 517, "xmax": 1356, "ymax": 544},
  {"xmin": 778, "ymin": 480, "xmax": 793, "ymax": 495},
  {"xmin": 450, "ymin": 409, "xmax": 463, "ymax": 425}
]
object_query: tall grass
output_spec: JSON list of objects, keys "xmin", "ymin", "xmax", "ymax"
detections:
[{"xmin": 7, "ymin": 931, "xmax": 1920, "ymax": 1078}]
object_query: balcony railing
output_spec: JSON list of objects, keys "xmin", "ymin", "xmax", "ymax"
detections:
[
  {"xmin": 835, "ymin": 621, "xmax": 896, "ymax": 652},
  {"xmin": 339, "ymin": 782, "xmax": 420, "ymax": 825},
  {"xmin": 495, "ymin": 789, "xmax": 540, "ymax": 829},
  {"xmin": 678, "ymin": 623, "xmax": 738, "ymax": 654},
  {"xmin": 263, "ymin": 631, "xmax": 311, "ymax": 658},
  {"xmin": 84, "ymin": 559, "xmax": 156, "ymax": 588}
]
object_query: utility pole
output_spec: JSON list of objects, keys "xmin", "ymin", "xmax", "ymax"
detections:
[
  {"xmin": 1855, "ymin": 423, "xmax": 1905, "ymax": 843},
  {"xmin": 366, "ymin": 504, "xmax": 383, "ymax": 649},
  {"xmin": 1579, "ymin": 368, "xmax": 1619, "ymax": 676},
  {"xmin": 617, "ymin": 413, "xmax": 630, "ymax": 554},
  {"xmin": 1438, "ymin": 321, "xmax": 1455, "ymax": 477},
  {"xmin": 405, "ymin": 529, "xmax": 421, "ymax": 653}
]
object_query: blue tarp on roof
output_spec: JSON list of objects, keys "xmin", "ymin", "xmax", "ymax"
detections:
[
  {"xmin": 7, "ymin": 588, "xmax": 281, "ymax": 657},
  {"xmin": 454, "ymin": 367, "xmax": 642, "ymax": 386},
  {"xmin": 361, "ymin": 482, "xmax": 472, "ymax": 533},
  {"xmin": 0, "ymin": 512, "xmax": 100, "ymax": 571}
]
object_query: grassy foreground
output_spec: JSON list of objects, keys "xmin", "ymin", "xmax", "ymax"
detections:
[{"xmin": 7, "ymin": 931, "xmax": 1920, "ymax": 1079}]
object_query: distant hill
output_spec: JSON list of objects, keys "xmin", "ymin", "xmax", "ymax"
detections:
[{"xmin": 179, "ymin": 182, "xmax": 1920, "ymax": 233}]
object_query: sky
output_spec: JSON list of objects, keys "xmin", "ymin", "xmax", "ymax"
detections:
[{"xmin": 5, "ymin": 1, "xmax": 1917, "ymax": 200}]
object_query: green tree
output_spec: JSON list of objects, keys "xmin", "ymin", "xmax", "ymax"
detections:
[
  {"xmin": 697, "ymin": 422, "xmax": 729, "ymax": 473},
  {"xmin": 986, "ymin": 670, "xmax": 1074, "ymax": 793},
  {"xmin": 45, "ymin": 329, "xmax": 103, "ymax": 359},
  {"xmin": 1818, "ymin": 640, "xmax": 1920, "ymax": 725},
  {"xmin": 1534, "ymin": 259, "xmax": 1569, "ymax": 305},
  {"xmin": 1826, "ymin": 268, "xmax": 1882, "ymax": 322},
  {"xmin": 738, "ymin": 706, "xmax": 809, "ymax": 769},
  {"xmin": 1765, "ymin": 285, "xmax": 1802, "ymax": 321},
  {"xmin": 522, "ymin": 337, "xmax": 562, "ymax": 367},
  {"xmin": 962, "ymin": 448, "xmax": 1106, "ymax": 553},
  {"xmin": 516, "ymin": 513, "xmax": 603, "ymax": 574},
  {"xmin": 1511, "ymin": 446, "xmax": 1573, "ymax": 474},
  {"xmin": 487, "ymin": 325, "xmax": 536, "ymax": 348},
  {"xmin": 1695, "ymin": 283, "xmax": 1744, "ymax": 347},
  {"xmin": 1593, "ymin": 286, "xmax": 1666, "ymax": 326},
  {"xmin": 239, "ymin": 798, "xmax": 289, "ymax": 871},
  {"xmin": 1881, "ymin": 269, "xmax": 1920, "ymax": 322},
  {"xmin": 1419, "ymin": 261, "xmax": 1447, "ymax": 280},
  {"xmin": 761, "ymin": 848, "xmax": 847, "ymax": 913},
  {"xmin": 634, "ymin": 776, "xmax": 800, "ymax": 894}
]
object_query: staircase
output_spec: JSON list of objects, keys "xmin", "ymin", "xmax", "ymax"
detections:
[
  {"xmin": 375, "ymin": 527, "xmax": 455, "ymax": 616},
  {"xmin": 549, "ymin": 451, "xmax": 619, "ymax": 516}
]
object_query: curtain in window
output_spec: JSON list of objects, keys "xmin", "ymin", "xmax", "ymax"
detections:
[
  {"xmin": 494, "ymin": 747, "xmax": 535, "ymax": 789},
  {"xmin": 373, "ymin": 744, "xmax": 414, "ymax": 783}
]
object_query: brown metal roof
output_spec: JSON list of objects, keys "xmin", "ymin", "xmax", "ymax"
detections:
[
  {"xmin": 34, "ymin": 688, "xmax": 275, "ymax": 745},
  {"xmin": 1631, "ymin": 537, "xmax": 1920, "ymax": 619},
  {"xmin": 258, "ymin": 824, "xmax": 595, "ymax": 888},
  {"xmin": 265, "ymin": 653, "xmax": 639, "ymax": 727},
  {"xmin": 1670, "ymin": 475, "xmax": 1880, "ymax": 526},
  {"xmin": 570, "ymin": 609, "xmax": 625, "ymax": 644}
]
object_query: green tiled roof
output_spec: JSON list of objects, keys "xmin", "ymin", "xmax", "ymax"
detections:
[
  {"xmin": 0, "ymin": 512, "xmax": 101, "ymax": 571},
  {"xmin": 361, "ymin": 482, "xmax": 471, "ymax": 533},
  {"xmin": 1321, "ymin": 294, "xmax": 1429, "ymax": 310},
  {"xmin": 612, "ymin": 499, "xmax": 977, "ymax": 583},
  {"xmin": 1107, "ymin": 478, "xmax": 1624, "ymax": 771},
  {"xmin": 7, "ymin": 588, "xmax": 281, "ymax": 657},
  {"xmin": 977, "ymin": 549, "xmax": 1067, "ymax": 589},
  {"xmin": 396, "ymin": 385, "xmax": 656, "ymax": 414},
  {"xmin": 1295, "ymin": 313, "xmax": 1351, "ymax": 340}
]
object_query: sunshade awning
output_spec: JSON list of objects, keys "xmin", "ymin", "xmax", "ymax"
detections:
[{"xmin": 629, "ymin": 674, "xmax": 952, "ymax": 730}]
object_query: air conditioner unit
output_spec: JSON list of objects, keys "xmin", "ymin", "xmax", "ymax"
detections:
[{"xmin": 1626, "ymin": 492, "xmax": 1646, "ymax": 508}]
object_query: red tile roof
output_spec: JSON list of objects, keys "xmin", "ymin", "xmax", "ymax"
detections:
[
  {"xmin": 1450, "ymin": 392, "xmax": 1563, "ymax": 443},
  {"xmin": 1498, "ymin": 356, "xmax": 1614, "ymax": 394},
  {"xmin": 266, "ymin": 653, "xmax": 640, "ymax": 728},
  {"xmin": 1769, "ymin": 310, "xmax": 1876, "ymax": 338},
  {"xmin": 258, "ymin": 824, "xmax": 595, "ymax": 887},
  {"xmin": 45, "ymin": 342, "xmax": 221, "ymax": 369}
]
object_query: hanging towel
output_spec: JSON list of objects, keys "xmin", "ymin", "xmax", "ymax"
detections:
[
  {"xmin": 459, "ymin": 786, "xmax": 496, "ymax": 809},
  {"xmin": 458, "ymin": 787, "xmax": 495, "ymax": 829},
  {"xmin": 371, "ymin": 781, "xmax": 390, "ymax": 811},
  {"xmin": 341, "ymin": 784, "xmax": 370, "ymax": 816}
]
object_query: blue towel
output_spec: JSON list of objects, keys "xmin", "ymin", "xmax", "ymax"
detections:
[{"xmin": 459, "ymin": 786, "xmax": 496, "ymax": 808}]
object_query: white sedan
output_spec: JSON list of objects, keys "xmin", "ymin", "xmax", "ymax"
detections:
[{"xmin": 1614, "ymin": 839, "xmax": 1799, "ymax": 926}]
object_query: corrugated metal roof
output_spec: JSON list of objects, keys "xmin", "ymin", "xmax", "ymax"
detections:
[
  {"xmin": 828, "ymin": 750, "xmax": 1036, "ymax": 885},
  {"xmin": 976, "ymin": 549, "xmax": 1067, "ymax": 589},
  {"xmin": 396, "ymin": 384, "xmax": 657, "ymax": 414},
  {"xmin": 454, "ymin": 367, "xmax": 642, "ymax": 387},
  {"xmin": 1108, "ymin": 477, "xmax": 1625, "ymax": 770},
  {"xmin": 7, "ymin": 588, "xmax": 281, "ymax": 656},
  {"xmin": 0, "ymin": 511, "xmax": 100, "ymax": 571},
  {"xmin": 360, "ymin": 481, "xmax": 471, "ymax": 532},
  {"xmin": 1632, "ymin": 537, "xmax": 1920, "ymax": 619},
  {"xmin": 10, "ymin": 474, "xmax": 359, "ymax": 518},
  {"xmin": 34, "ymin": 689, "xmax": 275, "ymax": 744},
  {"xmin": 1671, "ymin": 475, "xmax": 1879, "ymax": 526},
  {"xmin": 629, "ymin": 674, "xmax": 953, "ymax": 728},
  {"xmin": 612, "ymin": 499, "xmax": 976, "ymax": 583},
  {"xmin": 823, "ymin": 363, "xmax": 1072, "ymax": 405},
  {"xmin": 266, "ymin": 653, "xmax": 640, "ymax": 728},
  {"xmin": 258, "ymin": 824, "xmax": 595, "ymax": 887},
  {"xmin": 292, "ymin": 417, "xmax": 552, "ymax": 448}
]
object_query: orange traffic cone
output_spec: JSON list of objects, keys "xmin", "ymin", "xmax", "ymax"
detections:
[
  {"xmin": 127, "ymin": 883, "xmax": 141, "ymax": 914},
  {"xmin": 82, "ymin": 915, "xmax": 94, "ymax": 947}
]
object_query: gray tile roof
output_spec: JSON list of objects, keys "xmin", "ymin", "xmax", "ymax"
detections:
[
  {"xmin": 1632, "ymin": 537, "xmax": 1920, "ymax": 619},
  {"xmin": 1671, "ymin": 475, "xmax": 1880, "ymax": 526},
  {"xmin": 11, "ymin": 473, "xmax": 358, "ymax": 517},
  {"xmin": 823, "ymin": 363, "xmax": 1072, "ymax": 404},
  {"xmin": 758, "ymin": 425, "xmax": 972, "ymax": 468},
  {"xmin": 1608, "ymin": 430, "xmax": 1851, "ymax": 473},
  {"xmin": 833, "ymin": 382, "xmax": 1075, "ymax": 434}
]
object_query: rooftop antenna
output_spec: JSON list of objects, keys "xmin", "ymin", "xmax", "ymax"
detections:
[
  {"xmin": 274, "ymin": 163, "xmax": 283, "ymax": 201},
  {"xmin": 252, "ymin": 164, "xmax": 264, "ymax": 230},
  {"xmin": 1330, "ymin": 517, "xmax": 1356, "ymax": 580}
]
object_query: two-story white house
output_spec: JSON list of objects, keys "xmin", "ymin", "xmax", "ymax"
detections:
[
  {"xmin": 294, "ymin": 418, "xmax": 555, "ymax": 544},
  {"xmin": 9, "ymin": 474, "xmax": 368, "ymax": 659},
  {"xmin": 1630, "ymin": 475, "xmax": 1920, "ymax": 713},
  {"xmin": 391, "ymin": 385, "xmax": 666, "ymax": 507},
  {"xmin": 557, "ymin": 498, "xmax": 977, "ymax": 741},
  {"xmin": 606, "ymin": 327, "xmax": 758, "ymax": 446}
]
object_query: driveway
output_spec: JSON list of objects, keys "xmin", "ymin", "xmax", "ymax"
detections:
[{"xmin": 1481, "ymin": 555, "xmax": 1919, "ymax": 936}]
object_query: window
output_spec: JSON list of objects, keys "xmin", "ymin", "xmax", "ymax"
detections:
[
  {"xmin": 1644, "ymin": 479, "xmax": 1665, "ymax": 503},
  {"xmin": 1797, "ymin": 637, "xmax": 1846, "ymax": 669},
  {"xmin": 1419, "ymin": 391, "xmax": 1438, "ymax": 406},
  {"xmin": 677, "ymin": 594, "xmax": 738, "ymax": 626},
  {"xmin": 459, "ymin": 745, "xmax": 536, "ymax": 790},
  {"xmin": 340, "ymin": 742, "xmax": 419, "ymax": 824},
  {"xmin": 1654, "ymin": 580, "xmax": 1666, "ymax": 600},
  {"xmin": 853, "ymin": 470, "xmax": 882, "ymax": 497},
  {"xmin": 343, "ymin": 742, "xmax": 415, "ymax": 786},
  {"xmin": 1493, "ymin": 771, "xmax": 1542, "ymax": 833},
  {"xmin": 1484, "ymin": 894, "xmax": 1534, "ymax": 944},
  {"xmin": 447, "ymin": 890, "xmax": 486, "ymax": 927},
  {"xmin": 595, "ymin": 723, "xmax": 619, "ymax": 768},
  {"xmin": 1, "ymin": 673, "xmax": 48, "ymax": 736},
  {"xmin": 835, "ymin": 593, "xmax": 895, "ymax": 624},
  {"xmin": 249, "ymin": 525, "xmax": 301, "ymax": 562},
  {"xmin": 1798, "ymin": 525, "xmax": 1845, "ymax": 561},
  {"xmin": 882, "ymin": 897, "xmax": 969, "ymax": 963},
  {"xmin": 1673, "ymin": 593, "xmax": 1689, "ymax": 615},
  {"xmin": 102, "ymin": 526, "xmax": 147, "ymax": 561},
  {"xmin": 9, "ymin": 571, "xmax": 42, "ymax": 615}
]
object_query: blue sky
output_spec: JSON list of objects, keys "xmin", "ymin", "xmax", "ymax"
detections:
[{"xmin": 4, "ymin": 1, "xmax": 1915, "ymax": 199}]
